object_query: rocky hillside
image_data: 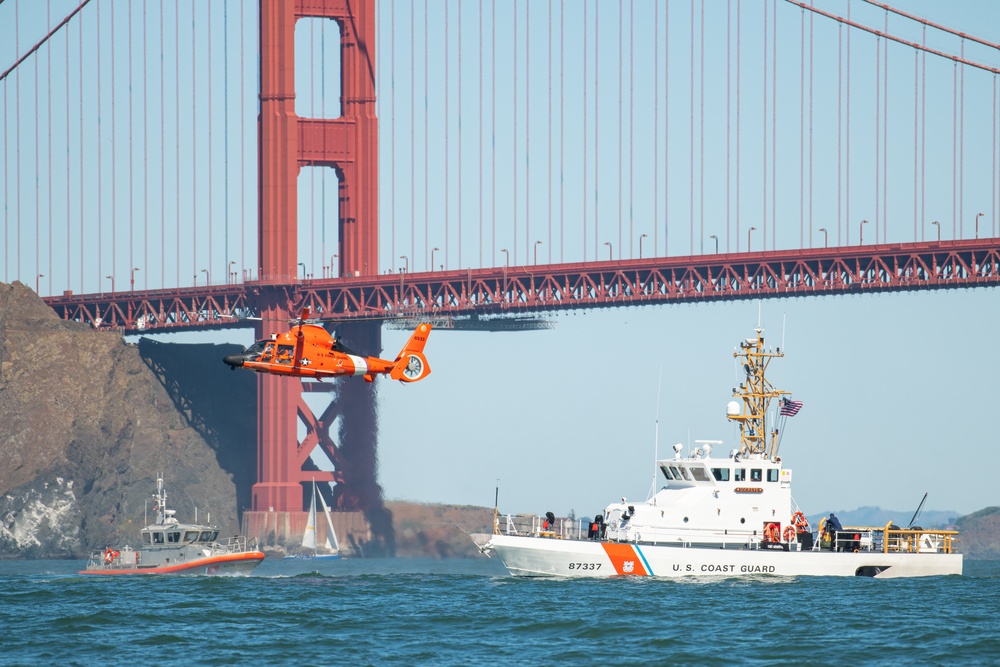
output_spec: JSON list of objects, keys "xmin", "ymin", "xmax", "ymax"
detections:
[{"xmin": 0, "ymin": 281, "xmax": 249, "ymax": 558}]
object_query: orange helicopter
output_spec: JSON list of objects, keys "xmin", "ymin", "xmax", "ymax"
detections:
[{"xmin": 223, "ymin": 309, "xmax": 432, "ymax": 383}]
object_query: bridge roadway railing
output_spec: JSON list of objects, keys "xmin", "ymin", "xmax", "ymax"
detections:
[{"xmin": 43, "ymin": 239, "xmax": 1000, "ymax": 333}]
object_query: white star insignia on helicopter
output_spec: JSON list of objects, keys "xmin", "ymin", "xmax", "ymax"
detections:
[{"xmin": 300, "ymin": 358, "xmax": 311, "ymax": 366}]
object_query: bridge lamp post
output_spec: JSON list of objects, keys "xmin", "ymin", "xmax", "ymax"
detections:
[
  {"xmin": 818, "ymin": 228, "xmax": 828, "ymax": 248},
  {"xmin": 330, "ymin": 253, "xmax": 338, "ymax": 278},
  {"xmin": 431, "ymin": 247, "xmax": 440, "ymax": 271},
  {"xmin": 36, "ymin": 274, "xmax": 44, "ymax": 295},
  {"xmin": 860, "ymin": 219, "xmax": 868, "ymax": 245},
  {"xmin": 709, "ymin": 234, "xmax": 718, "ymax": 254},
  {"xmin": 534, "ymin": 240, "xmax": 543, "ymax": 265},
  {"xmin": 106, "ymin": 275, "xmax": 115, "ymax": 294},
  {"xmin": 229, "ymin": 261, "xmax": 236, "ymax": 283},
  {"xmin": 747, "ymin": 227, "xmax": 757, "ymax": 252},
  {"xmin": 130, "ymin": 267, "xmax": 140, "ymax": 292},
  {"xmin": 976, "ymin": 212, "xmax": 985, "ymax": 239},
  {"xmin": 298, "ymin": 262, "xmax": 306, "ymax": 281},
  {"xmin": 500, "ymin": 248, "xmax": 509, "ymax": 267},
  {"xmin": 640, "ymin": 233, "xmax": 648, "ymax": 258},
  {"xmin": 604, "ymin": 241, "xmax": 613, "ymax": 261},
  {"xmin": 400, "ymin": 255, "xmax": 408, "ymax": 273},
  {"xmin": 201, "ymin": 268, "xmax": 210, "ymax": 286},
  {"xmin": 931, "ymin": 220, "xmax": 940, "ymax": 242}
]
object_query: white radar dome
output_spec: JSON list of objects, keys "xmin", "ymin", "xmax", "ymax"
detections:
[{"xmin": 726, "ymin": 401, "xmax": 741, "ymax": 416}]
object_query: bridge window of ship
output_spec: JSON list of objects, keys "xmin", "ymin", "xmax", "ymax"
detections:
[
  {"xmin": 751, "ymin": 469, "xmax": 762, "ymax": 482},
  {"xmin": 690, "ymin": 466, "xmax": 711, "ymax": 482},
  {"xmin": 167, "ymin": 531, "xmax": 181, "ymax": 543},
  {"xmin": 660, "ymin": 466, "xmax": 675, "ymax": 480},
  {"xmin": 669, "ymin": 466, "xmax": 683, "ymax": 480},
  {"xmin": 198, "ymin": 530, "xmax": 219, "ymax": 542},
  {"xmin": 679, "ymin": 467, "xmax": 692, "ymax": 481},
  {"xmin": 184, "ymin": 531, "xmax": 199, "ymax": 542},
  {"xmin": 734, "ymin": 468, "xmax": 746, "ymax": 482},
  {"xmin": 767, "ymin": 469, "xmax": 780, "ymax": 482},
  {"xmin": 152, "ymin": 532, "xmax": 164, "ymax": 544},
  {"xmin": 711, "ymin": 467, "xmax": 731, "ymax": 481},
  {"xmin": 141, "ymin": 533, "xmax": 150, "ymax": 545}
]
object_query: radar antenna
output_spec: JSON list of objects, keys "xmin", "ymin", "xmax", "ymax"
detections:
[{"xmin": 726, "ymin": 328, "xmax": 789, "ymax": 460}]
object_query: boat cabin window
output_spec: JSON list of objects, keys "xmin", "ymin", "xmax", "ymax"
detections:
[
  {"xmin": 679, "ymin": 466, "xmax": 692, "ymax": 481},
  {"xmin": 184, "ymin": 531, "xmax": 199, "ymax": 543},
  {"xmin": 711, "ymin": 467, "xmax": 730, "ymax": 481},
  {"xmin": 734, "ymin": 468, "xmax": 746, "ymax": 482},
  {"xmin": 167, "ymin": 531, "xmax": 181, "ymax": 543},
  {"xmin": 690, "ymin": 466, "xmax": 711, "ymax": 482},
  {"xmin": 198, "ymin": 530, "xmax": 219, "ymax": 542},
  {"xmin": 660, "ymin": 466, "xmax": 675, "ymax": 481},
  {"xmin": 151, "ymin": 532, "xmax": 165, "ymax": 544},
  {"xmin": 142, "ymin": 533, "xmax": 151, "ymax": 545},
  {"xmin": 669, "ymin": 466, "xmax": 683, "ymax": 480},
  {"xmin": 767, "ymin": 469, "xmax": 780, "ymax": 482},
  {"xmin": 750, "ymin": 469, "xmax": 762, "ymax": 482}
]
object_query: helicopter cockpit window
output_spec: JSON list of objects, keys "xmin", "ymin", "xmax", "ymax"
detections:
[
  {"xmin": 276, "ymin": 345, "xmax": 294, "ymax": 364},
  {"xmin": 245, "ymin": 341, "xmax": 269, "ymax": 360}
]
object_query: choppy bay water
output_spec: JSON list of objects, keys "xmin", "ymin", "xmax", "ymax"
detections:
[{"xmin": 2, "ymin": 557, "xmax": 998, "ymax": 666}]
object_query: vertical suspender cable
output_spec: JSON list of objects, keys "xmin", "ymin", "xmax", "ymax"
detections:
[
  {"xmin": 952, "ymin": 60, "xmax": 957, "ymax": 238},
  {"xmin": 513, "ymin": 0, "xmax": 518, "ymax": 264},
  {"xmin": 491, "ymin": 0, "xmax": 495, "ymax": 264},
  {"xmin": 594, "ymin": 5, "xmax": 599, "ymax": 261},
  {"xmin": 547, "ymin": 0, "xmax": 552, "ymax": 263},
  {"xmin": 583, "ymin": 0, "xmax": 587, "ymax": 261},
  {"xmin": 67, "ymin": 5, "xmax": 72, "ymax": 289},
  {"xmin": 762, "ymin": 0, "xmax": 767, "ymax": 251},
  {"xmin": 559, "ymin": 0, "xmax": 564, "ymax": 261},
  {"xmin": 618, "ymin": 2, "xmax": 622, "ymax": 258},
  {"xmin": 129, "ymin": 1, "xmax": 134, "ymax": 283},
  {"xmin": 728, "ymin": 1, "xmax": 732, "ymax": 253},
  {"xmin": 655, "ymin": 2, "xmax": 660, "ymax": 256},
  {"xmin": 809, "ymin": 4, "xmax": 815, "ymax": 246},
  {"xmin": 846, "ymin": 0, "xmax": 851, "ymax": 244},
  {"xmin": 458, "ymin": 0, "xmax": 462, "ymax": 269},
  {"xmin": 913, "ymin": 51, "xmax": 918, "ymax": 241},
  {"xmin": 445, "ymin": 0, "xmax": 449, "ymax": 269},
  {"xmin": 223, "ymin": 2, "xmax": 229, "ymax": 280},
  {"xmin": 112, "ymin": 0, "xmax": 117, "ymax": 278},
  {"xmin": 772, "ymin": 0, "xmax": 778, "ymax": 250},
  {"xmin": 690, "ymin": 3, "xmax": 695, "ymax": 255},
  {"xmin": 665, "ymin": 1, "xmax": 669, "ymax": 256},
  {"xmin": 995, "ymin": 74, "xmax": 998, "ymax": 236},
  {"xmin": 700, "ymin": 0, "xmax": 705, "ymax": 253},
  {"xmin": 143, "ymin": 2, "xmax": 148, "ymax": 288},
  {"xmin": 875, "ymin": 36, "xmax": 880, "ymax": 243},
  {"xmin": 524, "ymin": 1, "xmax": 529, "ymax": 262},
  {"xmin": 176, "ymin": 3, "xmax": 180, "ymax": 283},
  {"xmin": 208, "ymin": 3, "xmax": 213, "ymax": 277},
  {"xmin": 97, "ymin": 0, "xmax": 102, "ymax": 286},
  {"xmin": 882, "ymin": 12, "xmax": 888, "ymax": 243},
  {"xmin": 390, "ymin": 1, "xmax": 395, "ymax": 275},
  {"xmin": 35, "ymin": 11, "xmax": 40, "ymax": 288},
  {"xmin": 479, "ymin": 0, "xmax": 483, "ymax": 267},
  {"xmin": 736, "ymin": 0, "xmax": 741, "ymax": 251},
  {"xmin": 410, "ymin": 2, "xmax": 414, "ymax": 272},
  {"xmin": 192, "ymin": 0, "xmax": 197, "ymax": 281},
  {"xmin": 838, "ymin": 22, "xmax": 842, "ymax": 245},
  {"xmin": 629, "ymin": 0, "xmax": 633, "ymax": 259},
  {"xmin": 800, "ymin": 7, "xmax": 805, "ymax": 247},
  {"xmin": 240, "ymin": 0, "xmax": 245, "ymax": 277},
  {"xmin": 80, "ymin": 13, "xmax": 84, "ymax": 288},
  {"xmin": 47, "ymin": 0, "xmax": 53, "ymax": 290},
  {"xmin": 423, "ymin": 5, "xmax": 428, "ymax": 270},
  {"xmin": 921, "ymin": 26, "xmax": 926, "ymax": 240},
  {"xmin": 959, "ymin": 39, "xmax": 965, "ymax": 238},
  {"xmin": 15, "ymin": 2, "xmax": 20, "ymax": 280},
  {"xmin": 310, "ymin": 21, "xmax": 315, "ymax": 273}
]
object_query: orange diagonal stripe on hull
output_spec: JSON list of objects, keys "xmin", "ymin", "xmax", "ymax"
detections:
[{"xmin": 600, "ymin": 542, "xmax": 648, "ymax": 576}]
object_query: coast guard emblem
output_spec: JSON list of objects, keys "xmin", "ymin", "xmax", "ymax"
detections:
[{"xmin": 622, "ymin": 560, "xmax": 635, "ymax": 573}]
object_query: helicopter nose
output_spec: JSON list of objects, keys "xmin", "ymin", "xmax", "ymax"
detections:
[{"xmin": 223, "ymin": 354, "xmax": 244, "ymax": 369}]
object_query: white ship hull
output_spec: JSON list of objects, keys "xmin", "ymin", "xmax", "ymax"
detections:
[{"xmin": 485, "ymin": 534, "xmax": 962, "ymax": 579}]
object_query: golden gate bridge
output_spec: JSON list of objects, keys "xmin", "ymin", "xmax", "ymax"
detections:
[{"xmin": 2, "ymin": 0, "xmax": 999, "ymax": 545}]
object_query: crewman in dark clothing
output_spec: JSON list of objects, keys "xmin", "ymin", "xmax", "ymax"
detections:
[{"xmin": 828, "ymin": 513, "xmax": 844, "ymax": 550}]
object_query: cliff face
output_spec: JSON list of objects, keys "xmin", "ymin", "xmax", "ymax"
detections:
[{"xmin": 0, "ymin": 281, "xmax": 245, "ymax": 558}]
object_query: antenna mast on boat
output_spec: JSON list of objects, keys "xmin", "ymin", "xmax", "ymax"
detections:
[{"xmin": 727, "ymin": 328, "xmax": 789, "ymax": 460}]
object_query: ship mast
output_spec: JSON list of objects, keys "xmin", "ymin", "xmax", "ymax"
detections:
[{"xmin": 727, "ymin": 328, "xmax": 788, "ymax": 460}]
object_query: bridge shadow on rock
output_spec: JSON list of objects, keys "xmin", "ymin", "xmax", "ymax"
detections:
[{"xmin": 137, "ymin": 338, "xmax": 256, "ymax": 520}]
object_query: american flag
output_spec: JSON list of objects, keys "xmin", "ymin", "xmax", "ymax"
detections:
[{"xmin": 780, "ymin": 399, "xmax": 803, "ymax": 417}]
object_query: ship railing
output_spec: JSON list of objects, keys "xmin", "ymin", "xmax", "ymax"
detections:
[
  {"xmin": 611, "ymin": 524, "xmax": 763, "ymax": 548},
  {"xmin": 211, "ymin": 535, "xmax": 258, "ymax": 554},
  {"xmin": 498, "ymin": 514, "xmax": 589, "ymax": 540},
  {"xmin": 822, "ymin": 525, "xmax": 958, "ymax": 554}
]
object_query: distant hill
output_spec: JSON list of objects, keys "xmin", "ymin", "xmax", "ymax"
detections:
[{"xmin": 809, "ymin": 506, "xmax": 958, "ymax": 530}]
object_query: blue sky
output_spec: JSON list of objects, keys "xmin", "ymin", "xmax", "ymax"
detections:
[{"xmin": 2, "ymin": 0, "xmax": 999, "ymax": 517}]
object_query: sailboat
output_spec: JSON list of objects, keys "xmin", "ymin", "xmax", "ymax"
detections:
[{"xmin": 286, "ymin": 480, "xmax": 341, "ymax": 559}]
